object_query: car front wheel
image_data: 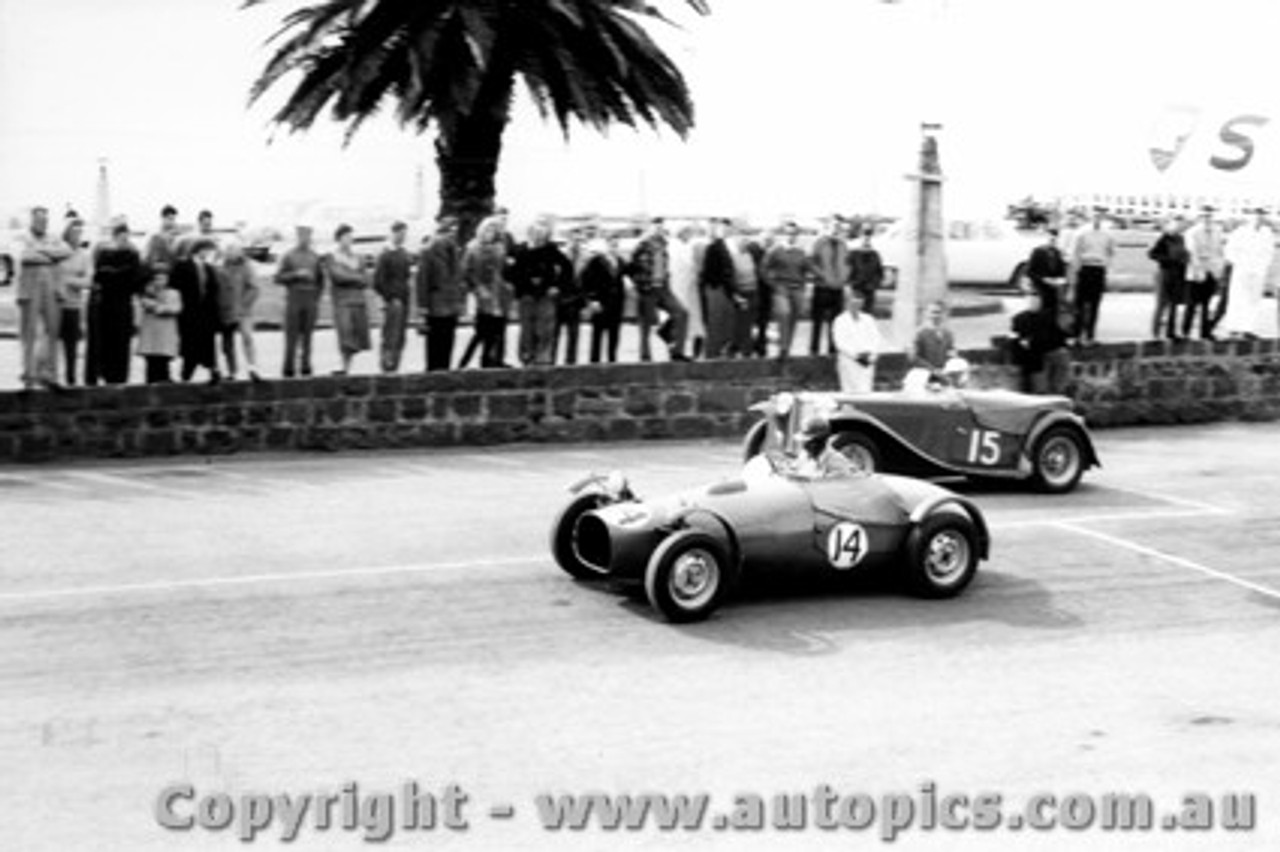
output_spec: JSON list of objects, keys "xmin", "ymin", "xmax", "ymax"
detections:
[
  {"xmin": 1030, "ymin": 426, "xmax": 1085, "ymax": 493},
  {"xmin": 904, "ymin": 512, "xmax": 979, "ymax": 598},
  {"xmin": 645, "ymin": 531, "xmax": 731, "ymax": 622}
]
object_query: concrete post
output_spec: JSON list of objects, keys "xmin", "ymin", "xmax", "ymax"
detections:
[
  {"xmin": 892, "ymin": 124, "xmax": 948, "ymax": 350},
  {"xmin": 93, "ymin": 157, "xmax": 111, "ymax": 240}
]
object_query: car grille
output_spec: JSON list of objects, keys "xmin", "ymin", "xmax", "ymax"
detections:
[{"xmin": 574, "ymin": 515, "xmax": 612, "ymax": 573}]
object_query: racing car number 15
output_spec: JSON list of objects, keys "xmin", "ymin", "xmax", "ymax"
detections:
[
  {"xmin": 826, "ymin": 522, "xmax": 869, "ymax": 570},
  {"xmin": 966, "ymin": 428, "xmax": 1004, "ymax": 466}
]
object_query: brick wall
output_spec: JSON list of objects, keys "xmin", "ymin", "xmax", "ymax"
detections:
[{"xmin": 1, "ymin": 339, "xmax": 1278, "ymax": 462}]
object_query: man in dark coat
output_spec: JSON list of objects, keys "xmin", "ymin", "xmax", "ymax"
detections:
[
  {"xmin": 417, "ymin": 215, "xmax": 464, "ymax": 371},
  {"xmin": 172, "ymin": 239, "xmax": 222, "ymax": 383},
  {"xmin": 1010, "ymin": 290, "xmax": 1069, "ymax": 394},
  {"xmin": 700, "ymin": 218, "xmax": 739, "ymax": 359},
  {"xmin": 581, "ymin": 233, "xmax": 628, "ymax": 363},
  {"xmin": 1026, "ymin": 228, "xmax": 1069, "ymax": 317},
  {"xmin": 1147, "ymin": 215, "xmax": 1190, "ymax": 340}
]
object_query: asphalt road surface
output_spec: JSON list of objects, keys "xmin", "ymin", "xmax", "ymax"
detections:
[{"xmin": 3, "ymin": 425, "xmax": 1279, "ymax": 850}]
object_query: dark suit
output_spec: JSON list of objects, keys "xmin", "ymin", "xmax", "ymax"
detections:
[
  {"xmin": 171, "ymin": 258, "xmax": 221, "ymax": 380},
  {"xmin": 700, "ymin": 238, "xmax": 738, "ymax": 359},
  {"xmin": 581, "ymin": 252, "xmax": 627, "ymax": 363}
]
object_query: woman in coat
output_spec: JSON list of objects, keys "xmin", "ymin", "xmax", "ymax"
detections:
[
  {"xmin": 171, "ymin": 239, "xmax": 222, "ymax": 383},
  {"xmin": 326, "ymin": 224, "xmax": 371, "ymax": 375},
  {"xmin": 459, "ymin": 216, "xmax": 511, "ymax": 369}
]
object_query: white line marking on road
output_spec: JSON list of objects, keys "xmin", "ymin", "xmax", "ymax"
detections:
[
  {"xmin": 461, "ymin": 454, "xmax": 524, "ymax": 467},
  {"xmin": 0, "ymin": 555, "xmax": 544, "ymax": 604},
  {"xmin": 60, "ymin": 470, "xmax": 187, "ymax": 495},
  {"xmin": 0, "ymin": 474, "xmax": 79, "ymax": 492},
  {"xmin": 993, "ymin": 507, "xmax": 1220, "ymax": 531},
  {"xmin": 1100, "ymin": 484, "xmax": 1230, "ymax": 514},
  {"xmin": 1055, "ymin": 522, "xmax": 1280, "ymax": 602}
]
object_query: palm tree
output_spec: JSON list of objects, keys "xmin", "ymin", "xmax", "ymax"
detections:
[{"xmin": 246, "ymin": 0, "xmax": 710, "ymax": 237}]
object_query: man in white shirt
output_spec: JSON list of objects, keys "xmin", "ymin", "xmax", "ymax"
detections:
[
  {"xmin": 831, "ymin": 289, "xmax": 882, "ymax": 393},
  {"xmin": 1220, "ymin": 207, "xmax": 1275, "ymax": 338},
  {"xmin": 1071, "ymin": 207, "xmax": 1116, "ymax": 345}
]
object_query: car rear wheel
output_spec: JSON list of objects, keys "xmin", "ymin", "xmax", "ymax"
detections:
[
  {"xmin": 645, "ymin": 531, "xmax": 731, "ymax": 623},
  {"xmin": 905, "ymin": 512, "xmax": 979, "ymax": 598},
  {"xmin": 1010, "ymin": 261, "xmax": 1029, "ymax": 292},
  {"xmin": 550, "ymin": 493, "xmax": 610, "ymax": 580},
  {"xmin": 830, "ymin": 432, "xmax": 880, "ymax": 473},
  {"xmin": 742, "ymin": 419, "xmax": 768, "ymax": 462},
  {"xmin": 1030, "ymin": 426, "xmax": 1085, "ymax": 494}
]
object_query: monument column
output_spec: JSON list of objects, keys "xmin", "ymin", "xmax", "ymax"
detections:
[{"xmin": 893, "ymin": 123, "xmax": 948, "ymax": 349}]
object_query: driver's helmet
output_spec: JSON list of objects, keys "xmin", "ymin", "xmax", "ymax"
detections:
[
  {"xmin": 797, "ymin": 416, "xmax": 832, "ymax": 451},
  {"xmin": 942, "ymin": 356, "xmax": 971, "ymax": 387}
]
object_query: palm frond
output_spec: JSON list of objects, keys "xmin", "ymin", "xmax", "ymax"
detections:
[{"xmin": 247, "ymin": 0, "xmax": 709, "ymax": 143}]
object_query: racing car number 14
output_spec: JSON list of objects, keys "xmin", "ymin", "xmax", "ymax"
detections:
[{"xmin": 826, "ymin": 522, "xmax": 869, "ymax": 570}]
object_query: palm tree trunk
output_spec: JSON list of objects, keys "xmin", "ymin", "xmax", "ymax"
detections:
[{"xmin": 435, "ymin": 80, "xmax": 513, "ymax": 244}]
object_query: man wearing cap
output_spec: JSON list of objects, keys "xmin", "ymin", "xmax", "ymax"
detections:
[
  {"xmin": 1071, "ymin": 207, "xmax": 1116, "ymax": 345},
  {"xmin": 13, "ymin": 206, "xmax": 72, "ymax": 388},
  {"xmin": 275, "ymin": 224, "xmax": 324, "ymax": 377},
  {"xmin": 627, "ymin": 217, "xmax": 689, "ymax": 362},
  {"xmin": 374, "ymin": 221, "xmax": 413, "ymax": 373},
  {"xmin": 417, "ymin": 215, "xmax": 464, "ymax": 371},
  {"xmin": 1182, "ymin": 205, "xmax": 1226, "ymax": 339},
  {"xmin": 809, "ymin": 216, "xmax": 850, "ymax": 355}
]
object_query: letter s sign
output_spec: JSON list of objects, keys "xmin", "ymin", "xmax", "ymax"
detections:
[{"xmin": 1211, "ymin": 115, "xmax": 1270, "ymax": 172}]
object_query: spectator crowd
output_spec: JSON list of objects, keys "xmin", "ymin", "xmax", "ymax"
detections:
[
  {"xmin": 8, "ymin": 206, "xmax": 888, "ymax": 390},
  {"xmin": 10, "ymin": 201, "xmax": 1275, "ymax": 397}
]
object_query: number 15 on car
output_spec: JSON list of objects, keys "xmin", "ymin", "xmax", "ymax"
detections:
[{"xmin": 965, "ymin": 429, "xmax": 1007, "ymax": 466}]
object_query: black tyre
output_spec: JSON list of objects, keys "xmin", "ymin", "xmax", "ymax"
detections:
[
  {"xmin": 550, "ymin": 493, "xmax": 609, "ymax": 580},
  {"xmin": 742, "ymin": 419, "xmax": 768, "ymax": 463},
  {"xmin": 644, "ymin": 531, "xmax": 732, "ymax": 623},
  {"xmin": 904, "ymin": 511, "xmax": 979, "ymax": 598},
  {"xmin": 830, "ymin": 431, "xmax": 880, "ymax": 473},
  {"xmin": 1030, "ymin": 426, "xmax": 1085, "ymax": 494},
  {"xmin": 1010, "ymin": 261, "xmax": 1029, "ymax": 292}
]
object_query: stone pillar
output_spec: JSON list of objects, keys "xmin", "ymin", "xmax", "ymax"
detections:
[
  {"xmin": 93, "ymin": 157, "xmax": 111, "ymax": 240},
  {"xmin": 893, "ymin": 123, "xmax": 948, "ymax": 350}
]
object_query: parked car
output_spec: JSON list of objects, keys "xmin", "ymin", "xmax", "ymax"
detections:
[
  {"xmin": 550, "ymin": 466, "xmax": 990, "ymax": 622},
  {"xmin": 743, "ymin": 389, "xmax": 1099, "ymax": 494},
  {"xmin": 876, "ymin": 218, "xmax": 1043, "ymax": 290}
]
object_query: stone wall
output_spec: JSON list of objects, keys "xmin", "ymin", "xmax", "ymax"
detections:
[{"xmin": 1, "ymin": 338, "xmax": 1279, "ymax": 462}]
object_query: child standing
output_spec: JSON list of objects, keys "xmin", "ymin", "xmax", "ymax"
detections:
[{"xmin": 138, "ymin": 273, "xmax": 183, "ymax": 383}]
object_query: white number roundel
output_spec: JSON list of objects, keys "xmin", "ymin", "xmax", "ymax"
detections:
[{"xmin": 826, "ymin": 522, "xmax": 869, "ymax": 570}]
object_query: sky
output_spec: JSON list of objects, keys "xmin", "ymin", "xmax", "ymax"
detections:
[{"xmin": 3, "ymin": 0, "xmax": 1280, "ymax": 233}]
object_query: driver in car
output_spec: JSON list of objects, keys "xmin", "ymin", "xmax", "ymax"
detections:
[{"xmin": 787, "ymin": 417, "xmax": 860, "ymax": 479}]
